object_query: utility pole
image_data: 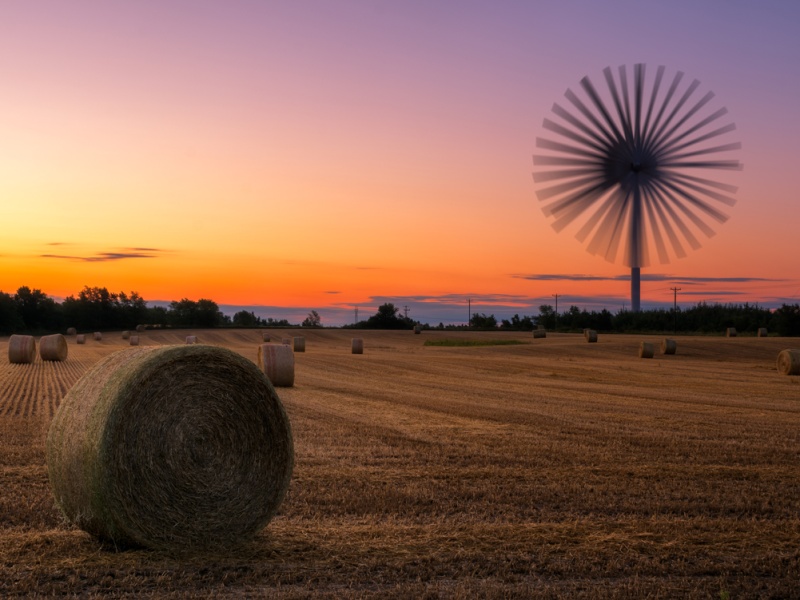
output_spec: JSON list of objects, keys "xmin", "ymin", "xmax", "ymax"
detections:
[
  {"xmin": 403, "ymin": 305, "xmax": 410, "ymax": 319},
  {"xmin": 468, "ymin": 298, "xmax": 471, "ymax": 328},
  {"xmin": 553, "ymin": 293, "xmax": 559, "ymax": 331},
  {"xmin": 354, "ymin": 306, "xmax": 358, "ymax": 325},
  {"xmin": 670, "ymin": 287, "xmax": 681, "ymax": 333}
]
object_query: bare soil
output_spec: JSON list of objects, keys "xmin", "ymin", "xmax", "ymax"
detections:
[{"xmin": 1, "ymin": 329, "xmax": 798, "ymax": 598}]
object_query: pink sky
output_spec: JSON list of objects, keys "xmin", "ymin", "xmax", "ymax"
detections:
[{"xmin": 1, "ymin": 1, "xmax": 798, "ymax": 325}]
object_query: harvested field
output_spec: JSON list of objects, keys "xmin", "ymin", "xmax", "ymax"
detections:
[{"xmin": 0, "ymin": 329, "xmax": 799, "ymax": 598}]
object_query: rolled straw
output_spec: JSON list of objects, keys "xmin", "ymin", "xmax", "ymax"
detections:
[
  {"xmin": 8, "ymin": 334, "xmax": 36, "ymax": 364},
  {"xmin": 638, "ymin": 342, "xmax": 655, "ymax": 359},
  {"xmin": 533, "ymin": 330, "xmax": 546, "ymax": 339},
  {"xmin": 76, "ymin": 334, "xmax": 86, "ymax": 345},
  {"xmin": 122, "ymin": 331, "xmax": 131, "ymax": 340},
  {"xmin": 351, "ymin": 338, "xmax": 364, "ymax": 354},
  {"xmin": 776, "ymin": 349, "xmax": 800, "ymax": 376},
  {"xmin": 293, "ymin": 337, "xmax": 305, "ymax": 353},
  {"xmin": 129, "ymin": 336, "xmax": 140, "ymax": 346},
  {"xmin": 258, "ymin": 343, "xmax": 295, "ymax": 387},
  {"xmin": 661, "ymin": 338, "xmax": 677, "ymax": 355},
  {"xmin": 40, "ymin": 334, "xmax": 68, "ymax": 361},
  {"xmin": 46, "ymin": 345, "xmax": 294, "ymax": 551}
]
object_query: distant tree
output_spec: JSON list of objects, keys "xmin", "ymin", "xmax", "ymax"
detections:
[
  {"xmin": 536, "ymin": 304, "xmax": 556, "ymax": 330},
  {"xmin": 771, "ymin": 303, "xmax": 800, "ymax": 337},
  {"xmin": 233, "ymin": 310, "xmax": 262, "ymax": 327},
  {"xmin": 15, "ymin": 286, "xmax": 60, "ymax": 332},
  {"xmin": 302, "ymin": 310, "xmax": 322, "ymax": 328},
  {"xmin": 363, "ymin": 303, "xmax": 410, "ymax": 329},
  {"xmin": 470, "ymin": 313, "xmax": 497, "ymax": 329},
  {"xmin": 0, "ymin": 291, "xmax": 24, "ymax": 334}
]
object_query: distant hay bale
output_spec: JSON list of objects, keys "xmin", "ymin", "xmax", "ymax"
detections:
[
  {"xmin": 586, "ymin": 330, "xmax": 598, "ymax": 343},
  {"xmin": 258, "ymin": 343, "xmax": 295, "ymax": 387},
  {"xmin": 583, "ymin": 328, "xmax": 590, "ymax": 339},
  {"xmin": 293, "ymin": 337, "xmax": 305, "ymax": 352},
  {"xmin": 185, "ymin": 336, "xmax": 198, "ymax": 345},
  {"xmin": 122, "ymin": 331, "xmax": 130, "ymax": 340},
  {"xmin": 129, "ymin": 336, "xmax": 140, "ymax": 346},
  {"xmin": 262, "ymin": 332, "xmax": 271, "ymax": 342},
  {"xmin": 8, "ymin": 334, "xmax": 36, "ymax": 364},
  {"xmin": 414, "ymin": 325, "xmax": 422, "ymax": 334},
  {"xmin": 776, "ymin": 349, "xmax": 800, "ymax": 376},
  {"xmin": 661, "ymin": 338, "xmax": 677, "ymax": 355},
  {"xmin": 726, "ymin": 327, "xmax": 737, "ymax": 337},
  {"xmin": 76, "ymin": 334, "xmax": 86, "ymax": 345},
  {"xmin": 638, "ymin": 342, "xmax": 655, "ymax": 359},
  {"xmin": 40, "ymin": 334, "xmax": 68, "ymax": 362},
  {"xmin": 66, "ymin": 327, "xmax": 77, "ymax": 336},
  {"xmin": 46, "ymin": 345, "xmax": 294, "ymax": 552},
  {"xmin": 136, "ymin": 325, "xmax": 145, "ymax": 332},
  {"xmin": 94, "ymin": 332, "xmax": 102, "ymax": 341},
  {"xmin": 533, "ymin": 330, "xmax": 546, "ymax": 339},
  {"xmin": 351, "ymin": 338, "xmax": 364, "ymax": 354},
  {"xmin": 757, "ymin": 327, "xmax": 768, "ymax": 337}
]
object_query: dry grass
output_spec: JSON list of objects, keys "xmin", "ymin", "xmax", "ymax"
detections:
[{"xmin": 0, "ymin": 329, "xmax": 799, "ymax": 598}]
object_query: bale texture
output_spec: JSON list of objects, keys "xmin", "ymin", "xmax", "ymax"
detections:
[
  {"xmin": 122, "ymin": 331, "xmax": 130, "ymax": 340},
  {"xmin": 40, "ymin": 334, "xmax": 68, "ymax": 361},
  {"xmin": 76, "ymin": 334, "xmax": 86, "ymax": 345},
  {"xmin": 639, "ymin": 342, "xmax": 655, "ymax": 359},
  {"xmin": 293, "ymin": 337, "xmax": 305, "ymax": 353},
  {"xmin": 262, "ymin": 332, "xmax": 271, "ymax": 342},
  {"xmin": 726, "ymin": 327, "xmax": 737, "ymax": 337},
  {"xmin": 8, "ymin": 334, "xmax": 36, "ymax": 364},
  {"xmin": 129, "ymin": 336, "xmax": 139, "ymax": 346},
  {"xmin": 351, "ymin": 338, "xmax": 364, "ymax": 354},
  {"xmin": 257, "ymin": 343, "xmax": 295, "ymax": 387},
  {"xmin": 185, "ymin": 335, "xmax": 198, "ymax": 345},
  {"xmin": 46, "ymin": 345, "xmax": 294, "ymax": 551},
  {"xmin": 533, "ymin": 330, "xmax": 546, "ymax": 339},
  {"xmin": 586, "ymin": 330, "xmax": 598, "ymax": 343},
  {"xmin": 661, "ymin": 338, "xmax": 677, "ymax": 355},
  {"xmin": 776, "ymin": 349, "xmax": 800, "ymax": 376},
  {"xmin": 758, "ymin": 328, "xmax": 768, "ymax": 337},
  {"xmin": 66, "ymin": 327, "xmax": 77, "ymax": 336},
  {"xmin": 94, "ymin": 332, "xmax": 102, "ymax": 341}
]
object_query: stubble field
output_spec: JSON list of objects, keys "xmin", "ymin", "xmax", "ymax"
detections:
[{"xmin": 0, "ymin": 328, "xmax": 798, "ymax": 598}]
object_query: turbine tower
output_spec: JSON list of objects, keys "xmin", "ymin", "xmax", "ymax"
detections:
[{"xmin": 533, "ymin": 64, "xmax": 742, "ymax": 311}]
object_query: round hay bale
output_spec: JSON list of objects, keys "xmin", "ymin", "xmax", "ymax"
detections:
[
  {"xmin": 293, "ymin": 337, "xmax": 305, "ymax": 353},
  {"xmin": 661, "ymin": 338, "xmax": 677, "ymax": 355},
  {"xmin": 351, "ymin": 338, "xmax": 364, "ymax": 354},
  {"xmin": 46, "ymin": 345, "xmax": 294, "ymax": 551},
  {"xmin": 533, "ymin": 330, "xmax": 546, "ymax": 339},
  {"xmin": 583, "ymin": 328, "xmax": 590, "ymax": 339},
  {"xmin": 129, "ymin": 336, "xmax": 140, "ymax": 346},
  {"xmin": 262, "ymin": 332, "xmax": 271, "ymax": 343},
  {"xmin": 66, "ymin": 327, "xmax": 77, "ymax": 336},
  {"xmin": 413, "ymin": 325, "xmax": 422, "ymax": 334},
  {"xmin": 776, "ymin": 349, "xmax": 800, "ymax": 376},
  {"xmin": 185, "ymin": 335, "xmax": 198, "ymax": 345},
  {"xmin": 94, "ymin": 332, "xmax": 102, "ymax": 342},
  {"xmin": 757, "ymin": 327, "xmax": 768, "ymax": 337},
  {"xmin": 122, "ymin": 331, "xmax": 131, "ymax": 340},
  {"xmin": 76, "ymin": 334, "xmax": 86, "ymax": 345},
  {"xmin": 586, "ymin": 330, "xmax": 598, "ymax": 343},
  {"xmin": 726, "ymin": 327, "xmax": 737, "ymax": 337},
  {"xmin": 8, "ymin": 334, "xmax": 36, "ymax": 364},
  {"xmin": 40, "ymin": 334, "xmax": 68, "ymax": 362},
  {"xmin": 135, "ymin": 324, "xmax": 145, "ymax": 333},
  {"xmin": 638, "ymin": 341, "xmax": 655, "ymax": 359},
  {"xmin": 258, "ymin": 343, "xmax": 295, "ymax": 387}
]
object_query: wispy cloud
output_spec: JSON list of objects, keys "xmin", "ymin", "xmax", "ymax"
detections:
[
  {"xmin": 41, "ymin": 247, "xmax": 167, "ymax": 262},
  {"xmin": 514, "ymin": 273, "xmax": 783, "ymax": 285},
  {"xmin": 325, "ymin": 291, "xmax": 341, "ymax": 294}
]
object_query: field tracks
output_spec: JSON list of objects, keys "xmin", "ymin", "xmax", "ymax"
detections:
[{"xmin": 0, "ymin": 356, "xmax": 88, "ymax": 418}]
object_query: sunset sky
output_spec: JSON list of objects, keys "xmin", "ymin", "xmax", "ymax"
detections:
[{"xmin": 2, "ymin": 1, "xmax": 798, "ymax": 325}]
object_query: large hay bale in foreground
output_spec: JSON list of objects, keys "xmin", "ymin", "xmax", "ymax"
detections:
[
  {"xmin": 40, "ymin": 334, "xmax": 68, "ymax": 361},
  {"xmin": 351, "ymin": 338, "xmax": 364, "ymax": 354},
  {"xmin": 638, "ymin": 342, "xmax": 655, "ymax": 359},
  {"xmin": 533, "ymin": 330, "xmax": 546, "ymax": 339},
  {"xmin": 726, "ymin": 327, "xmax": 737, "ymax": 337},
  {"xmin": 8, "ymin": 334, "xmax": 36, "ymax": 364},
  {"xmin": 47, "ymin": 345, "xmax": 294, "ymax": 551},
  {"xmin": 293, "ymin": 337, "xmax": 305, "ymax": 352},
  {"xmin": 777, "ymin": 349, "xmax": 800, "ymax": 376},
  {"xmin": 757, "ymin": 327, "xmax": 768, "ymax": 337},
  {"xmin": 661, "ymin": 338, "xmax": 677, "ymax": 355},
  {"xmin": 258, "ymin": 344, "xmax": 295, "ymax": 387}
]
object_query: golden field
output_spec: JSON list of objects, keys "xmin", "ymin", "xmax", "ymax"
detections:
[{"xmin": 1, "ymin": 329, "xmax": 798, "ymax": 598}]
